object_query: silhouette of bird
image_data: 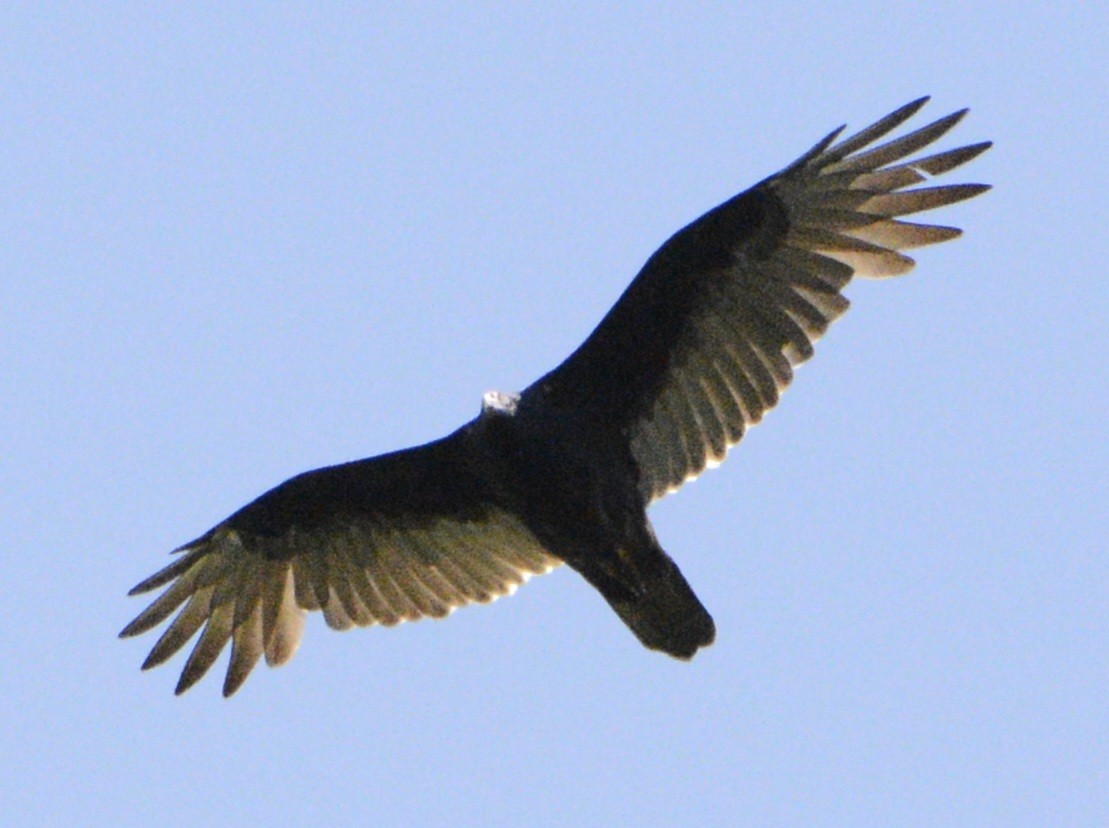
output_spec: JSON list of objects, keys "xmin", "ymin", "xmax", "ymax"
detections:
[{"xmin": 122, "ymin": 97, "xmax": 991, "ymax": 696}]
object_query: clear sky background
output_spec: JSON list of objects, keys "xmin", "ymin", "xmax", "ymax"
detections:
[{"xmin": 2, "ymin": 4, "xmax": 1104, "ymax": 826}]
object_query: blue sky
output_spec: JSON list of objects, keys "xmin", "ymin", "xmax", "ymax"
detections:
[{"xmin": 2, "ymin": 4, "xmax": 1104, "ymax": 826}]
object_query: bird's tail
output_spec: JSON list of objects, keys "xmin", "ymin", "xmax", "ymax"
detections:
[{"xmin": 573, "ymin": 547, "xmax": 716, "ymax": 659}]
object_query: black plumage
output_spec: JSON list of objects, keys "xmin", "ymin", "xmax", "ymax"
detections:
[{"xmin": 121, "ymin": 97, "xmax": 991, "ymax": 696}]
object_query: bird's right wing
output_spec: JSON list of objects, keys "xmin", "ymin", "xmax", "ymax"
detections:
[
  {"xmin": 527, "ymin": 97, "xmax": 991, "ymax": 502},
  {"xmin": 121, "ymin": 429, "xmax": 560, "ymax": 696}
]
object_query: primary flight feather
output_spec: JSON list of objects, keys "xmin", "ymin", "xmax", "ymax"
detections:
[{"xmin": 122, "ymin": 97, "xmax": 991, "ymax": 696}]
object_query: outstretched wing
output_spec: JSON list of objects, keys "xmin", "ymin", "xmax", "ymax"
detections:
[
  {"xmin": 525, "ymin": 97, "xmax": 991, "ymax": 502},
  {"xmin": 121, "ymin": 429, "xmax": 560, "ymax": 696}
]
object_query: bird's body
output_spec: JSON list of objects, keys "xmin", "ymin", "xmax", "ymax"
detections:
[
  {"xmin": 492, "ymin": 392, "xmax": 716, "ymax": 658},
  {"xmin": 123, "ymin": 98, "xmax": 991, "ymax": 695}
]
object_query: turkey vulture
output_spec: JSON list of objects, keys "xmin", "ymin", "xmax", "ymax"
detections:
[{"xmin": 122, "ymin": 97, "xmax": 991, "ymax": 696}]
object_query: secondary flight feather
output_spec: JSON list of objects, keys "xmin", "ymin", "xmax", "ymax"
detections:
[{"xmin": 122, "ymin": 97, "xmax": 991, "ymax": 696}]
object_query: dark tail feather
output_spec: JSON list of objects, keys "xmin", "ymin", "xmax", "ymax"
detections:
[{"xmin": 574, "ymin": 549, "xmax": 716, "ymax": 659}]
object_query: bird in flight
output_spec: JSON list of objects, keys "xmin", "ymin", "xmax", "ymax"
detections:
[{"xmin": 122, "ymin": 97, "xmax": 991, "ymax": 696}]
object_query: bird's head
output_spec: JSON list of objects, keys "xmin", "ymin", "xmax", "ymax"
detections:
[{"xmin": 481, "ymin": 390, "xmax": 520, "ymax": 417}]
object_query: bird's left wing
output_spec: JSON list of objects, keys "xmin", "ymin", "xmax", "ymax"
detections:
[
  {"xmin": 121, "ymin": 430, "xmax": 560, "ymax": 696},
  {"xmin": 526, "ymin": 98, "xmax": 991, "ymax": 502}
]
